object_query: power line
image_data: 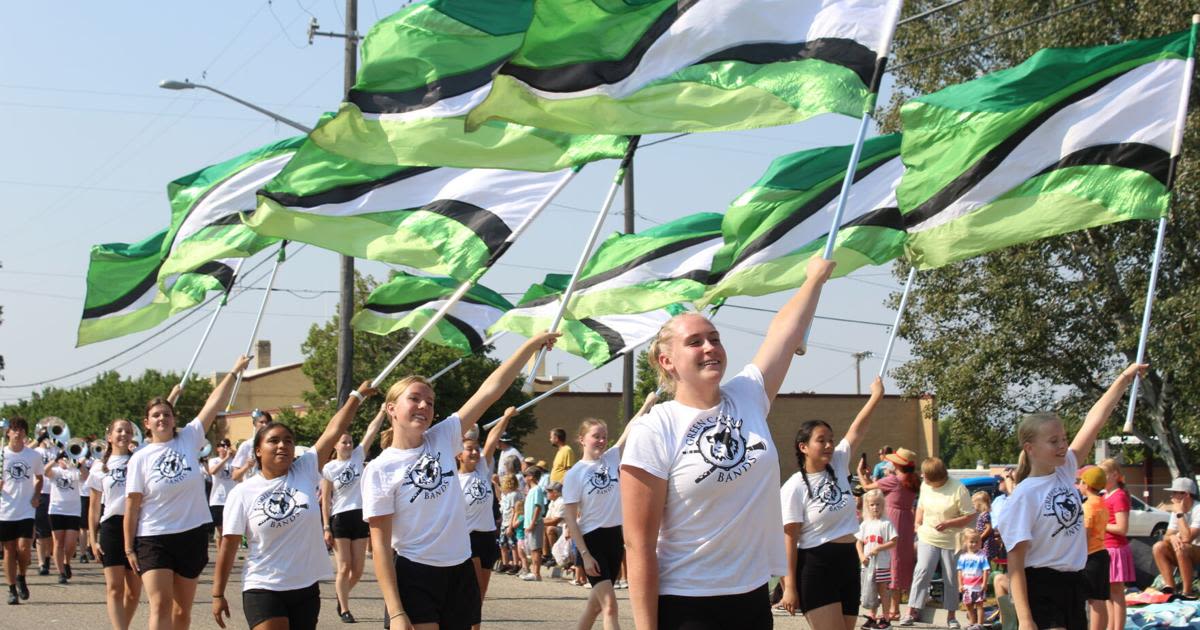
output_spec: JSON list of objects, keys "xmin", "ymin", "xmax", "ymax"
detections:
[{"xmin": 717, "ymin": 302, "xmax": 893, "ymax": 328}]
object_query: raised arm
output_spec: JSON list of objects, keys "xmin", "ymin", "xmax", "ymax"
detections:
[
  {"xmin": 752, "ymin": 257, "xmax": 836, "ymax": 401},
  {"xmin": 197, "ymin": 355, "xmax": 251, "ymax": 434},
  {"xmin": 844, "ymin": 377, "xmax": 884, "ymax": 454},
  {"xmin": 1070, "ymin": 363, "xmax": 1147, "ymax": 463},
  {"xmin": 614, "ymin": 391, "xmax": 658, "ymax": 452},
  {"xmin": 456, "ymin": 332, "xmax": 559, "ymax": 429},
  {"xmin": 314, "ymin": 382, "xmax": 377, "ymax": 471},
  {"xmin": 359, "ymin": 405, "xmax": 387, "ymax": 452},
  {"xmin": 481, "ymin": 407, "xmax": 517, "ymax": 462}
]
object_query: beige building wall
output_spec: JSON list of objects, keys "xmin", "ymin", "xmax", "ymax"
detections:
[{"xmin": 209, "ymin": 349, "xmax": 312, "ymax": 445}]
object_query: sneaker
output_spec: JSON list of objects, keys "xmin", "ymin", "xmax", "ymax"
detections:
[
  {"xmin": 614, "ymin": 579, "xmax": 628, "ymax": 589},
  {"xmin": 6, "ymin": 590, "xmax": 16, "ymax": 605},
  {"xmin": 861, "ymin": 617, "xmax": 879, "ymax": 629},
  {"xmin": 897, "ymin": 615, "xmax": 916, "ymax": 627},
  {"xmin": 875, "ymin": 619, "xmax": 891, "ymax": 629},
  {"xmin": 38, "ymin": 560, "xmax": 49, "ymax": 576},
  {"xmin": 947, "ymin": 619, "xmax": 961, "ymax": 629},
  {"xmin": 583, "ymin": 582, "xmax": 592, "ymax": 589},
  {"xmin": 57, "ymin": 574, "xmax": 68, "ymax": 585},
  {"xmin": 340, "ymin": 610, "xmax": 356, "ymax": 623},
  {"xmin": 79, "ymin": 553, "xmax": 88, "ymax": 564},
  {"xmin": 521, "ymin": 573, "xmax": 542, "ymax": 581},
  {"xmin": 64, "ymin": 564, "xmax": 72, "ymax": 580},
  {"xmin": 16, "ymin": 575, "xmax": 28, "ymax": 600}
]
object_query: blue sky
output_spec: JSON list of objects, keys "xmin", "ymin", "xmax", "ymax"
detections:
[{"xmin": 0, "ymin": 1, "xmax": 912, "ymax": 406}]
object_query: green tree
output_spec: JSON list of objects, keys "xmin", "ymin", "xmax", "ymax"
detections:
[
  {"xmin": 0, "ymin": 371, "xmax": 214, "ymax": 443},
  {"xmin": 884, "ymin": 1, "xmax": 1200, "ymax": 476},
  {"xmin": 293, "ymin": 271, "xmax": 536, "ymax": 449}
]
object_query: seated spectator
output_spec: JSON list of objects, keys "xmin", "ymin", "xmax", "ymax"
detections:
[
  {"xmin": 1152, "ymin": 477, "xmax": 1200, "ymax": 599},
  {"xmin": 544, "ymin": 482, "xmax": 565, "ymax": 563}
]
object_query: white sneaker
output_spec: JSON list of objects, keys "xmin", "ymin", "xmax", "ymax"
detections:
[
  {"xmin": 521, "ymin": 573, "xmax": 542, "ymax": 582},
  {"xmin": 614, "ymin": 579, "xmax": 628, "ymax": 589},
  {"xmin": 584, "ymin": 582, "xmax": 593, "ymax": 589}
]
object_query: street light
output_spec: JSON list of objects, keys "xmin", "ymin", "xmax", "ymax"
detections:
[{"xmin": 158, "ymin": 79, "xmax": 313, "ymax": 134}]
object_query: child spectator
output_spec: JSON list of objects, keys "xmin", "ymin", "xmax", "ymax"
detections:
[
  {"xmin": 498, "ymin": 474, "xmax": 520, "ymax": 574},
  {"xmin": 972, "ymin": 491, "xmax": 996, "ymax": 562},
  {"xmin": 857, "ymin": 489, "xmax": 898, "ymax": 629},
  {"xmin": 957, "ymin": 529, "xmax": 990, "ymax": 630},
  {"xmin": 1079, "ymin": 465, "xmax": 1110, "ymax": 630}
]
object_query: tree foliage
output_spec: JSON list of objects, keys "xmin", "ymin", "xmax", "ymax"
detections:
[
  {"xmin": 884, "ymin": 0, "xmax": 1200, "ymax": 475},
  {"xmin": 0, "ymin": 370, "xmax": 214, "ymax": 443},
  {"xmin": 293, "ymin": 271, "xmax": 536, "ymax": 449}
]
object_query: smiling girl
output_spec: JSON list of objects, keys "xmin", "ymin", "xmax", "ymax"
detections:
[{"xmin": 88, "ymin": 419, "xmax": 140, "ymax": 629}]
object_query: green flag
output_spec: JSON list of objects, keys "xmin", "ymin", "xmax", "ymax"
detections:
[
  {"xmin": 158, "ymin": 135, "xmax": 303, "ymax": 286},
  {"xmin": 898, "ymin": 30, "xmax": 1189, "ymax": 269},
  {"xmin": 699, "ymin": 134, "xmax": 906, "ymax": 308},
  {"xmin": 77, "ymin": 230, "xmax": 234, "ymax": 346},
  {"xmin": 306, "ymin": 0, "xmax": 628, "ymax": 170},
  {"xmin": 352, "ymin": 272, "xmax": 513, "ymax": 355},
  {"xmin": 466, "ymin": 0, "xmax": 899, "ymax": 135}
]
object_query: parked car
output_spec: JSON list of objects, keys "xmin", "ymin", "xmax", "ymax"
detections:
[
  {"xmin": 1127, "ymin": 493, "xmax": 1170, "ymax": 540},
  {"xmin": 962, "ymin": 475, "xmax": 1000, "ymax": 498}
]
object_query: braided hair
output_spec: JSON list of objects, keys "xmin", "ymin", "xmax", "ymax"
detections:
[{"xmin": 794, "ymin": 420, "xmax": 837, "ymax": 496}]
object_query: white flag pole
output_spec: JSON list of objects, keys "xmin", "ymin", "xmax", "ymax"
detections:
[
  {"xmin": 428, "ymin": 332, "xmax": 509, "ymax": 382},
  {"xmin": 178, "ymin": 257, "xmax": 247, "ymax": 392},
  {"xmin": 226, "ymin": 243, "xmax": 287, "ymax": 412},
  {"xmin": 368, "ymin": 168, "xmax": 579, "ymax": 389},
  {"xmin": 877, "ymin": 266, "xmax": 917, "ymax": 378},
  {"xmin": 526, "ymin": 138, "xmax": 640, "ymax": 383},
  {"xmin": 1122, "ymin": 15, "xmax": 1197, "ymax": 433}
]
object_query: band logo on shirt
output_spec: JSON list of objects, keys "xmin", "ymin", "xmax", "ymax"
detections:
[
  {"xmin": 150, "ymin": 450, "xmax": 192, "ymax": 485},
  {"xmin": 252, "ymin": 486, "xmax": 309, "ymax": 528},
  {"xmin": 810, "ymin": 474, "xmax": 848, "ymax": 514},
  {"xmin": 54, "ymin": 476, "xmax": 75, "ymax": 491},
  {"xmin": 108, "ymin": 466, "xmax": 127, "ymax": 486},
  {"xmin": 402, "ymin": 453, "xmax": 454, "ymax": 503},
  {"xmin": 463, "ymin": 475, "xmax": 490, "ymax": 506},
  {"xmin": 5, "ymin": 462, "xmax": 30, "ymax": 481},
  {"xmin": 1041, "ymin": 486, "xmax": 1082, "ymax": 537},
  {"xmin": 586, "ymin": 464, "xmax": 616, "ymax": 495},
  {"xmin": 335, "ymin": 465, "xmax": 361, "ymax": 490},
  {"xmin": 682, "ymin": 415, "xmax": 767, "ymax": 484}
]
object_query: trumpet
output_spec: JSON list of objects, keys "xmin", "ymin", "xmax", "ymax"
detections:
[
  {"xmin": 199, "ymin": 440, "xmax": 212, "ymax": 459},
  {"xmin": 90, "ymin": 440, "xmax": 107, "ymax": 460},
  {"xmin": 40, "ymin": 417, "xmax": 70, "ymax": 447},
  {"xmin": 65, "ymin": 437, "xmax": 89, "ymax": 463}
]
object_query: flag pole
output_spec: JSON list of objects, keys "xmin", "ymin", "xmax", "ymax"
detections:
[
  {"xmin": 1122, "ymin": 14, "xmax": 1197, "ymax": 433},
  {"xmin": 802, "ymin": 0, "xmax": 903, "ymax": 355},
  {"xmin": 482, "ymin": 340, "xmax": 647, "ymax": 430},
  {"xmin": 226, "ymin": 242, "xmax": 287, "ymax": 412},
  {"xmin": 368, "ymin": 169, "xmax": 580, "ymax": 389},
  {"xmin": 428, "ymin": 332, "xmax": 509, "ymax": 382},
  {"xmin": 877, "ymin": 266, "xmax": 917, "ymax": 378},
  {"xmin": 526, "ymin": 138, "xmax": 640, "ymax": 383},
  {"xmin": 178, "ymin": 257, "xmax": 247, "ymax": 392}
]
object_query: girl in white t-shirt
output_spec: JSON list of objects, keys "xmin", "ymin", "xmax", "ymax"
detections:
[
  {"xmin": 778, "ymin": 377, "xmax": 883, "ymax": 630},
  {"xmin": 320, "ymin": 405, "xmax": 386, "ymax": 624},
  {"xmin": 456, "ymin": 406, "xmax": 517, "ymax": 606},
  {"xmin": 211, "ymin": 381, "xmax": 376, "ymax": 630},
  {"xmin": 87, "ymin": 418, "xmax": 140, "ymax": 630},
  {"xmin": 43, "ymin": 453, "xmax": 84, "ymax": 584},
  {"xmin": 206, "ymin": 439, "xmax": 236, "ymax": 539},
  {"xmin": 995, "ymin": 363, "xmax": 1144, "ymax": 630},
  {"xmin": 562, "ymin": 399, "xmax": 654, "ymax": 630},
  {"xmin": 621, "ymin": 256, "xmax": 836, "ymax": 630},
  {"xmin": 363, "ymin": 332, "xmax": 557, "ymax": 630},
  {"xmin": 856, "ymin": 489, "xmax": 898, "ymax": 629},
  {"xmin": 124, "ymin": 354, "xmax": 249, "ymax": 630}
]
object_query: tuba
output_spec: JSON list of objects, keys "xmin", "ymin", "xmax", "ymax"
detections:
[
  {"xmin": 41, "ymin": 417, "xmax": 70, "ymax": 447},
  {"xmin": 90, "ymin": 440, "xmax": 107, "ymax": 460},
  {"xmin": 65, "ymin": 437, "xmax": 89, "ymax": 463},
  {"xmin": 199, "ymin": 440, "xmax": 213, "ymax": 459}
]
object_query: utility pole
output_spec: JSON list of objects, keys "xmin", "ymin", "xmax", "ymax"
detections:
[
  {"xmin": 622, "ymin": 156, "xmax": 635, "ymax": 421},
  {"xmin": 851, "ymin": 351, "xmax": 873, "ymax": 394}
]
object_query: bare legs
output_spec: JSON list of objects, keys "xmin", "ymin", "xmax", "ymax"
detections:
[
  {"xmin": 1106, "ymin": 581, "xmax": 1126, "ymax": 630},
  {"xmin": 576, "ymin": 580, "xmax": 621, "ymax": 630},
  {"xmin": 142, "ymin": 568, "xmax": 197, "ymax": 630},
  {"xmin": 52, "ymin": 529, "xmax": 78, "ymax": 577},
  {"xmin": 102, "ymin": 565, "xmax": 142, "ymax": 630},
  {"xmin": 333, "ymin": 537, "xmax": 368, "ymax": 614}
]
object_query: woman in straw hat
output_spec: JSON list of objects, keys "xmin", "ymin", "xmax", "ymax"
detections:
[{"xmin": 858, "ymin": 446, "xmax": 920, "ymax": 621}]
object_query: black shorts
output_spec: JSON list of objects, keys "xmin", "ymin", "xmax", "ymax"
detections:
[
  {"xmin": 796, "ymin": 541, "xmax": 860, "ymax": 615},
  {"xmin": 0, "ymin": 519, "xmax": 34, "ymax": 543},
  {"xmin": 1026, "ymin": 566, "xmax": 1086, "ymax": 630},
  {"xmin": 49, "ymin": 514, "xmax": 81, "ymax": 532},
  {"xmin": 658, "ymin": 583, "xmax": 772, "ymax": 630},
  {"xmin": 330, "ymin": 509, "xmax": 370, "ymax": 540},
  {"xmin": 469, "ymin": 530, "xmax": 499, "ymax": 569},
  {"xmin": 582, "ymin": 525, "xmax": 624, "ymax": 586},
  {"xmin": 99, "ymin": 517, "xmax": 131, "ymax": 569},
  {"xmin": 80, "ymin": 497, "xmax": 90, "ymax": 523},
  {"xmin": 134, "ymin": 524, "xmax": 210, "ymax": 579},
  {"xmin": 242, "ymin": 582, "xmax": 320, "ymax": 630},
  {"xmin": 209, "ymin": 505, "xmax": 224, "ymax": 529},
  {"xmin": 35, "ymin": 494, "xmax": 51, "ymax": 538},
  {"xmin": 1082, "ymin": 551, "xmax": 1111, "ymax": 601},
  {"xmin": 393, "ymin": 554, "xmax": 481, "ymax": 629}
]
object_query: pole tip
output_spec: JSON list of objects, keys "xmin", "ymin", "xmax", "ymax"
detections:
[{"xmin": 1193, "ymin": 13, "xmax": 1199, "ymax": 24}]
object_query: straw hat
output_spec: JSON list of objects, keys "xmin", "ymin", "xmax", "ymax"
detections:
[{"xmin": 885, "ymin": 447, "xmax": 917, "ymax": 468}]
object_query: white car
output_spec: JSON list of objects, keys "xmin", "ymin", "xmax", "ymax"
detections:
[{"xmin": 1128, "ymin": 494, "xmax": 1171, "ymax": 539}]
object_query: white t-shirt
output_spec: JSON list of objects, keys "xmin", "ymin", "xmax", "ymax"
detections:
[
  {"xmin": 232, "ymin": 440, "xmax": 258, "ymax": 480},
  {"xmin": 48, "ymin": 466, "xmax": 82, "ymax": 517},
  {"xmin": 209, "ymin": 458, "xmax": 237, "ymax": 507},
  {"xmin": 496, "ymin": 446, "xmax": 522, "ymax": 477},
  {"xmin": 622, "ymin": 364, "xmax": 786, "ymax": 596},
  {"xmin": 562, "ymin": 447, "xmax": 623, "ymax": 534},
  {"xmin": 125, "ymin": 418, "xmax": 212, "ymax": 536},
  {"xmin": 0, "ymin": 447, "xmax": 44, "ymax": 521},
  {"xmin": 223, "ymin": 451, "xmax": 332, "ymax": 591},
  {"xmin": 1167, "ymin": 503, "xmax": 1200, "ymax": 544},
  {"xmin": 994, "ymin": 450, "xmax": 1086, "ymax": 572},
  {"xmin": 322, "ymin": 445, "xmax": 366, "ymax": 516},
  {"xmin": 547, "ymin": 496, "xmax": 565, "ymax": 521},
  {"xmin": 34, "ymin": 447, "xmax": 55, "ymax": 494},
  {"xmin": 362, "ymin": 415, "xmax": 470, "ymax": 567},
  {"xmin": 780, "ymin": 439, "xmax": 859, "ymax": 549},
  {"xmin": 93, "ymin": 456, "xmax": 131, "ymax": 521},
  {"xmin": 458, "ymin": 457, "xmax": 496, "ymax": 533},
  {"xmin": 857, "ymin": 518, "xmax": 898, "ymax": 570},
  {"xmin": 79, "ymin": 461, "xmax": 93, "ymax": 498}
]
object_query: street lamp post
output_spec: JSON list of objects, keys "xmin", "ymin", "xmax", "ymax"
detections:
[{"xmin": 158, "ymin": 80, "xmax": 313, "ymax": 133}]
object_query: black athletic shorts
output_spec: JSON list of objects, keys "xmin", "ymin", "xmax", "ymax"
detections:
[
  {"xmin": 0, "ymin": 519, "xmax": 34, "ymax": 542},
  {"xmin": 80, "ymin": 497, "xmax": 90, "ymax": 523},
  {"xmin": 49, "ymin": 514, "xmax": 81, "ymax": 532},
  {"xmin": 242, "ymin": 582, "xmax": 321, "ymax": 630},
  {"xmin": 393, "ymin": 554, "xmax": 481, "ymax": 629},
  {"xmin": 1082, "ymin": 551, "xmax": 1111, "ymax": 601},
  {"xmin": 658, "ymin": 583, "xmax": 772, "ymax": 630},
  {"xmin": 469, "ymin": 530, "xmax": 499, "ymax": 569},
  {"xmin": 134, "ymin": 524, "xmax": 210, "ymax": 579},
  {"xmin": 582, "ymin": 525, "xmax": 624, "ymax": 586},
  {"xmin": 1026, "ymin": 566, "xmax": 1086, "ymax": 630},
  {"xmin": 34, "ymin": 494, "xmax": 51, "ymax": 538},
  {"xmin": 796, "ymin": 541, "xmax": 860, "ymax": 615},
  {"xmin": 209, "ymin": 505, "xmax": 224, "ymax": 530},
  {"xmin": 99, "ymin": 516, "xmax": 131, "ymax": 569},
  {"xmin": 330, "ymin": 509, "xmax": 370, "ymax": 540}
]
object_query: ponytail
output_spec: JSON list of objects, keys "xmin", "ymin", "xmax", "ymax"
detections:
[{"xmin": 1013, "ymin": 413, "xmax": 1062, "ymax": 484}]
